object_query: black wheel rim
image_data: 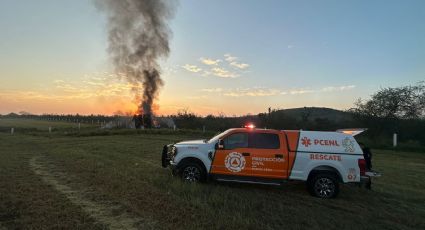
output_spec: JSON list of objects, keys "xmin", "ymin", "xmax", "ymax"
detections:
[
  {"xmin": 182, "ymin": 166, "xmax": 201, "ymax": 182},
  {"xmin": 314, "ymin": 177, "xmax": 335, "ymax": 198}
]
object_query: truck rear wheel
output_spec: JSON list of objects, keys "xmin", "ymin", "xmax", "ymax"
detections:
[
  {"xmin": 308, "ymin": 173, "xmax": 339, "ymax": 198},
  {"xmin": 180, "ymin": 162, "xmax": 206, "ymax": 183}
]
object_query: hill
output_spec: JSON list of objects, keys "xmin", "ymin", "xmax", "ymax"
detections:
[{"xmin": 273, "ymin": 107, "xmax": 354, "ymax": 122}]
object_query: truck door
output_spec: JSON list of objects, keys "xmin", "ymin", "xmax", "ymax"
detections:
[
  {"xmin": 211, "ymin": 132, "xmax": 252, "ymax": 177},
  {"xmin": 249, "ymin": 132, "xmax": 288, "ymax": 179}
]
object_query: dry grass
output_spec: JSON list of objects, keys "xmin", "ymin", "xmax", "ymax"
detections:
[{"xmin": 0, "ymin": 119, "xmax": 424, "ymax": 229}]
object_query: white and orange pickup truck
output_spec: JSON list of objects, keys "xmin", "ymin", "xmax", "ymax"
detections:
[{"xmin": 161, "ymin": 127, "xmax": 372, "ymax": 198}]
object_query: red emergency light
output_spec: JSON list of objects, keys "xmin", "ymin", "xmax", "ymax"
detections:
[{"xmin": 244, "ymin": 123, "xmax": 255, "ymax": 129}]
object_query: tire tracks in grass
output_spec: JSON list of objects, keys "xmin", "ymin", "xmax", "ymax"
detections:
[
  {"xmin": 131, "ymin": 156, "xmax": 162, "ymax": 169},
  {"xmin": 29, "ymin": 156, "xmax": 153, "ymax": 230}
]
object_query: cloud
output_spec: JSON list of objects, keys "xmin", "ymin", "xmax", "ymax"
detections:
[
  {"xmin": 320, "ymin": 85, "xmax": 356, "ymax": 92},
  {"xmin": 224, "ymin": 54, "xmax": 238, "ymax": 62},
  {"xmin": 224, "ymin": 88, "xmax": 281, "ymax": 97},
  {"xmin": 182, "ymin": 64, "xmax": 202, "ymax": 73},
  {"xmin": 211, "ymin": 67, "xmax": 239, "ymax": 78},
  {"xmin": 200, "ymin": 57, "xmax": 221, "ymax": 66},
  {"xmin": 199, "ymin": 85, "xmax": 356, "ymax": 97},
  {"xmin": 224, "ymin": 53, "xmax": 250, "ymax": 69},
  {"xmin": 229, "ymin": 62, "xmax": 249, "ymax": 69},
  {"xmin": 288, "ymin": 89, "xmax": 315, "ymax": 95},
  {"xmin": 201, "ymin": 87, "xmax": 281, "ymax": 97},
  {"xmin": 0, "ymin": 73, "xmax": 140, "ymax": 102},
  {"xmin": 287, "ymin": 45, "xmax": 294, "ymax": 49},
  {"xmin": 201, "ymin": 88, "xmax": 223, "ymax": 93},
  {"xmin": 182, "ymin": 53, "xmax": 250, "ymax": 78},
  {"xmin": 286, "ymin": 85, "xmax": 356, "ymax": 95}
]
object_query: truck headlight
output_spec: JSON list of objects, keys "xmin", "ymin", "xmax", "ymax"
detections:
[{"xmin": 172, "ymin": 146, "xmax": 177, "ymax": 157}]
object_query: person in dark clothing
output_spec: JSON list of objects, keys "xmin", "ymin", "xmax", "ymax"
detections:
[
  {"xmin": 359, "ymin": 142, "xmax": 372, "ymax": 189},
  {"xmin": 359, "ymin": 143, "xmax": 372, "ymax": 170}
]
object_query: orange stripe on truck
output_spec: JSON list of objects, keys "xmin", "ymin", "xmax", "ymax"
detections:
[{"xmin": 284, "ymin": 130, "xmax": 300, "ymax": 176}]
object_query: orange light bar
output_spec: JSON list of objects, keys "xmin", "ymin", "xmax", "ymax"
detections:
[{"xmin": 336, "ymin": 128, "xmax": 367, "ymax": 136}]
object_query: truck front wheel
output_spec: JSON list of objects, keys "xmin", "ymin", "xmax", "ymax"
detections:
[
  {"xmin": 308, "ymin": 173, "xmax": 339, "ymax": 198},
  {"xmin": 180, "ymin": 162, "xmax": 206, "ymax": 183}
]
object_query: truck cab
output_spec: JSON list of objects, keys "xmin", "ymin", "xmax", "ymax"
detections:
[{"xmin": 162, "ymin": 127, "xmax": 369, "ymax": 198}]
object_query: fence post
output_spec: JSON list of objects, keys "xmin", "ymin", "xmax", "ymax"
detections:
[{"xmin": 11, "ymin": 128, "xmax": 14, "ymax": 135}]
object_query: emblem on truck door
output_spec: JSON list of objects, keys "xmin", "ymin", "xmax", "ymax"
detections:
[
  {"xmin": 225, "ymin": 152, "xmax": 246, "ymax": 172},
  {"xmin": 342, "ymin": 137, "xmax": 355, "ymax": 152}
]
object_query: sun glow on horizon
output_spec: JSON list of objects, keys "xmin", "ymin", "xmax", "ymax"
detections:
[{"xmin": 0, "ymin": 71, "xmax": 361, "ymax": 116}]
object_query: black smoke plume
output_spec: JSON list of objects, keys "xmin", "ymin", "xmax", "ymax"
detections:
[{"xmin": 95, "ymin": 0, "xmax": 177, "ymax": 116}]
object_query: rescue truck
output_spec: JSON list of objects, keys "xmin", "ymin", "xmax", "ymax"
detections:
[{"xmin": 161, "ymin": 126, "xmax": 371, "ymax": 198}]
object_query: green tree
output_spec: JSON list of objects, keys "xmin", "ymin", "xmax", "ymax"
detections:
[
  {"xmin": 350, "ymin": 81, "xmax": 425, "ymax": 144},
  {"xmin": 352, "ymin": 81, "xmax": 425, "ymax": 119}
]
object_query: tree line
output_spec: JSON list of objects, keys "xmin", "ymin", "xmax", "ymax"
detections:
[{"xmin": 2, "ymin": 82, "xmax": 424, "ymax": 149}]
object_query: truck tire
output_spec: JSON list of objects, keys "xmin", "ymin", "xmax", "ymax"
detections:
[
  {"xmin": 179, "ymin": 162, "xmax": 206, "ymax": 183},
  {"xmin": 308, "ymin": 173, "xmax": 339, "ymax": 198}
]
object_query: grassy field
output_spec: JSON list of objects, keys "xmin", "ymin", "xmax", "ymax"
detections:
[{"xmin": 0, "ymin": 119, "xmax": 424, "ymax": 230}]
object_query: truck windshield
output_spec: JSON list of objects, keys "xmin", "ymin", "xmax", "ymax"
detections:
[{"xmin": 208, "ymin": 130, "xmax": 232, "ymax": 143}]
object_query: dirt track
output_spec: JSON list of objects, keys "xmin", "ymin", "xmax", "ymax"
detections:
[{"xmin": 29, "ymin": 156, "xmax": 149, "ymax": 230}]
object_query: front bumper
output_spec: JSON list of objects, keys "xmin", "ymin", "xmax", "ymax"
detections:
[{"xmin": 163, "ymin": 156, "xmax": 179, "ymax": 176}]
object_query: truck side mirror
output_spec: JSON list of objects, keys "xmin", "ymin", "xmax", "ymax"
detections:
[{"xmin": 217, "ymin": 139, "xmax": 224, "ymax": 149}]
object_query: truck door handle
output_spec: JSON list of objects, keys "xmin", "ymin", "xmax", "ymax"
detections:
[
  {"xmin": 275, "ymin": 154, "xmax": 283, "ymax": 158},
  {"xmin": 242, "ymin": 152, "xmax": 250, "ymax": 156}
]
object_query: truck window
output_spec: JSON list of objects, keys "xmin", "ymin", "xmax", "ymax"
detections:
[
  {"xmin": 249, "ymin": 133, "xmax": 280, "ymax": 149},
  {"xmin": 224, "ymin": 133, "xmax": 248, "ymax": 149}
]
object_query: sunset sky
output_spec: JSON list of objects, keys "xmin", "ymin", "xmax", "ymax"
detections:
[{"xmin": 1, "ymin": 0, "xmax": 424, "ymax": 116}]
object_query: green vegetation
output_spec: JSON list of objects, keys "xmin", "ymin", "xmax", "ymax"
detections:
[
  {"xmin": 0, "ymin": 118, "xmax": 97, "ymax": 130},
  {"xmin": 0, "ymin": 119, "xmax": 424, "ymax": 229}
]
